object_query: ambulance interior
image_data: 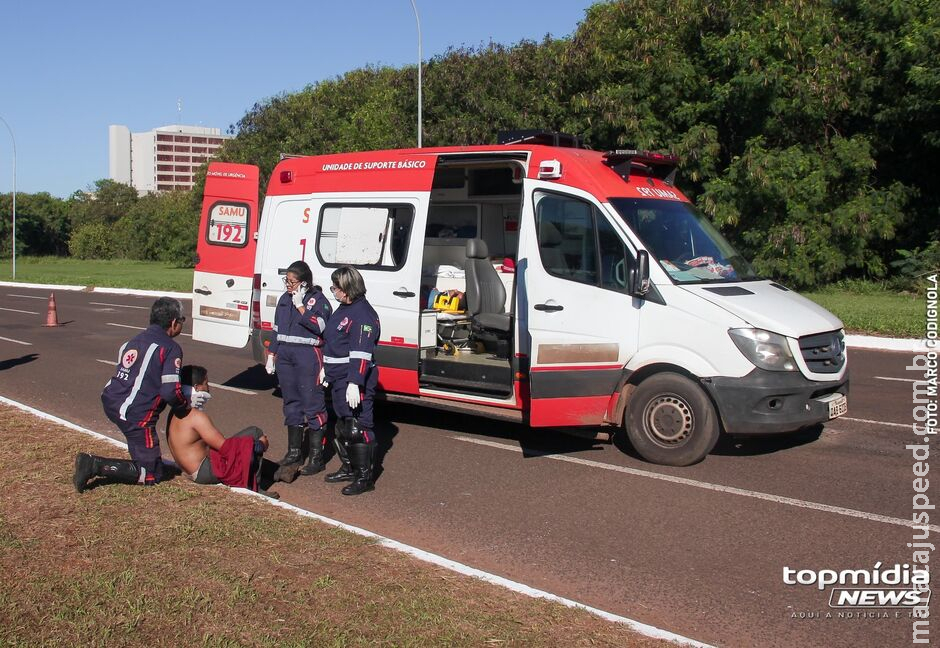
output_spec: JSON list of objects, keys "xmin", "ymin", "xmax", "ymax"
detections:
[{"xmin": 418, "ymin": 158, "xmax": 522, "ymax": 397}]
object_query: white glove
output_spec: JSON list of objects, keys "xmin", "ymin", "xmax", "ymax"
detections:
[
  {"xmin": 265, "ymin": 354, "xmax": 276, "ymax": 375},
  {"xmin": 291, "ymin": 290, "xmax": 304, "ymax": 309},
  {"xmin": 346, "ymin": 382, "xmax": 361, "ymax": 409},
  {"xmin": 190, "ymin": 389, "xmax": 212, "ymax": 411},
  {"xmin": 318, "ymin": 366, "xmax": 325, "ymax": 386}
]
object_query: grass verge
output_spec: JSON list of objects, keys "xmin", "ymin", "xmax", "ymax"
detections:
[
  {"xmin": 802, "ymin": 289, "xmax": 922, "ymax": 338},
  {"xmin": 0, "ymin": 256, "xmax": 192, "ymax": 292},
  {"xmin": 0, "ymin": 405, "xmax": 667, "ymax": 647}
]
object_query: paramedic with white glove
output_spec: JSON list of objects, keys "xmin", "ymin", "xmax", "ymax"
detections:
[
  {"xmin": 267, "ymin": 260, "xmax": 332, "ymax": 483},
  {"xmin": 322, "ymin": 266, "xmax": 381, "ymax": 496}
]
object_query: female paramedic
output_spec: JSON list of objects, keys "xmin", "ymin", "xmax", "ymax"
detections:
[
  {"xmin": 321, "ymin": 266, "xmax": 381, "ymax": 496},
  {"xmin": 264, "ymin": 260, "xmax": 332, "ymax": 483}
]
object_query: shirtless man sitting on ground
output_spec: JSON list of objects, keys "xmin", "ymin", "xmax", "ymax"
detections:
[{"xmin": 167, "ymin": 365, "xmax": 276, "ymax": 497}]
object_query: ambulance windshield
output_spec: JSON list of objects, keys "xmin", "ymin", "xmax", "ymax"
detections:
[{"xmin": 610, "ymin": 198, "xmax": 758, "ymax": 284}]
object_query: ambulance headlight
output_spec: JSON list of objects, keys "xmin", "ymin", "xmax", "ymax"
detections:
[{"xmin": 729, "ymin": 328, "xmax": 797, "ymax": 371}]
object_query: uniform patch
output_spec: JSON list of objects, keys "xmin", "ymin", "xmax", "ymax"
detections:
[
  {"xmin": 175, "ymin": 357, "xmax": 182, "ymax": 369},
  {"xmin": 307, "ymin": 297, "xmax": 316, "ymax": 307},
  {"xmin": 338, "ymin": 316, "xmax": 349, "ymax": 330},
  {"xmin": 362, "ymin": 324, "xmax": 372, "ymax": 338},
  {"xmin": 122, "ymin": 349, "xmax": 138, "ymax": 369}
]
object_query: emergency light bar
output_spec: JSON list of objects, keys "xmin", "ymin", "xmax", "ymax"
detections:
[{"xmin": 603, "ymin": 149, "xmax": 680, "ymax": 185}]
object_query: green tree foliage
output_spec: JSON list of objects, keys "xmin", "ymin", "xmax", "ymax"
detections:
[
  {"xmin": 0, "ymin": 191, "xmax": 70, "ymax": 257},
  {"xmin": 67, "ymin": 179, "xmax": 140, "ymax": 228}
]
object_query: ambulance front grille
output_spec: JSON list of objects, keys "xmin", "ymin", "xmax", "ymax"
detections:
[{"xmin": 799, "ymin": 330, "xmax": 845, "ymax": 374}]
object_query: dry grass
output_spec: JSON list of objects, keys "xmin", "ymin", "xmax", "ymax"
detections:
[{"xmin": 0, "ymin": 405, "xmax": 669, "ymax": 647}]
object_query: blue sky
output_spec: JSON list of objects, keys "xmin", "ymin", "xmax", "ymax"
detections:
[{"xmin": 0, "ymin": 1, "xmax": 599, "ymax": 198}]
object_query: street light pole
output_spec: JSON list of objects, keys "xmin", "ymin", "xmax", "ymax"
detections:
[
  {"xmin": 409, "ymin": 0, "xmax": 423, "ymax": 148},
  {"xmin": 0, "ymin": 116, "xmax": 15, "ymax": 279}
]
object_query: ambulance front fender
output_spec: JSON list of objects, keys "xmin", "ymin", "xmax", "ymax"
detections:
[{"xmin": 625, "ymin": 344, "xmax": 743, "ymax": 380}]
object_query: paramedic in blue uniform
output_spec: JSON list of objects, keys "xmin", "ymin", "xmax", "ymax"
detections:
[
  {"xmin": 322, "ymin": 266, "xmax": 381, "ymax": 495},
  {"xmin": 264, "ymin": 260, "xmax": 332, "ymax": 482},
  {"xmin": 73, "ymin": 297, "xmax": 195, "ymax": 492}
]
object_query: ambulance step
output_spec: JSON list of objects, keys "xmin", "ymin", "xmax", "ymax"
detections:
[{"xmin": 380, "ymin": 392, "xmax": 523, "ymax": 423}]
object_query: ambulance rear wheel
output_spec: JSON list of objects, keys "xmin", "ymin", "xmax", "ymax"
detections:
[{"xmin": 624, "ymin": 372, "xmax": 719, "ymax": 466}]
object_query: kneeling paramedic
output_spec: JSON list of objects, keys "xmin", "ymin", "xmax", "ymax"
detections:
[
  {"xmin": 74, "ymin": 297, "xmax": 195, "ymax": 492},
  {"xmin": 322, "ymin": 266, "xmax": 380, "ymax": 495},
  {"xmin": 264, "ymin": 260, "xmax": 332, "ymax": 483}
]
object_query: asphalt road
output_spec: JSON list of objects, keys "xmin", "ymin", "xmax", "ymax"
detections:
[{"xmin": 0, "ymin": 288, "xmax": 933, "ymax": 647}]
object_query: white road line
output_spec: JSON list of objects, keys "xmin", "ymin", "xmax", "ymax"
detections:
[
  {"xmin": 0, "ymin": 393, "xmax": 712, "ymax": 647},
  {"xmin": 7, "ymin": 294, "xmax": 46, "ymax": 300},
  {"xmin": 208, "ymin": 382, "xmax": 256, "ymax": 395},
  {"xmin": 839, "ymin": 416, "xmax": 908, "ymax": 429},
  {"xmin": 107, "ymin": 322, "xmax": 143, "ymax": 331},
  {"xmin": 874, "ymin": 375, "xmax": 918, "ymax": 383},
  {"xmin": 0, "ymin": 336, "xmax": 32, "ymax": 346},
  {"xmin": 106, "ymin": 322, "xmax": 191, "ymax": 337},
  {"xmin": 95, "ymin": 360, "xmax": 255, "ymax": 395},
  {"xmin": 0, "ymin": 307, "xmax": 39, "ymax": 315},
  {"xmin": 454, "ymin": 436, "xmax": 940, "ymax": 533},
  {"xmin": 91, "ymin": 301, "xmax": 149, "ymax": 310}
]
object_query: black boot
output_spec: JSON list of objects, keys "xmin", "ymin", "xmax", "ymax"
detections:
[
  {"xmin": 73, "ymin": 453, "xmax": 140, "ymax": 493},
  {"xmin": 274, "ymin": 424, "xmax": 306, "ymax": 483},
  {"xmin": 324, "ymin": 438, "xmax": 355, "ymax": 483},
  {"xmin": 341, "ymin": 443, "xmax": 375, "ymax": 496},
  {"xmin": 298, "ymin": 427, "xmax": 326, "ymax": 476},
  {"xmin": 277, "ymin": 425, "xmax": 305, "ymax": 466}
]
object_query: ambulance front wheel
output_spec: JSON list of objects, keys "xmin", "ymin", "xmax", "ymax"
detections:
[{"xmin": 624, "ymin": 372, "xmax": 720, "ymax": 466}]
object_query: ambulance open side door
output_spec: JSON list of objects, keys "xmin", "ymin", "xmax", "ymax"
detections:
[
  {"xmin": 519, "ymin": 184, "xmax": 641, "ymax": 427},
  {"xmin": 192, "ymin": 162, "xmax": 260, "ymax": 348}
]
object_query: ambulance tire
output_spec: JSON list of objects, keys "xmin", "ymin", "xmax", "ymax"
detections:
[{"xmin": 624, "ymin": 372, "xmax": 719, "ymax": 467}]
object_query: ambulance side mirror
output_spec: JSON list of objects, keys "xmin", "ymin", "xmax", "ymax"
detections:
[{"xmin": 633, "ymin": 251, "xmax": 651, "ymax": 296}]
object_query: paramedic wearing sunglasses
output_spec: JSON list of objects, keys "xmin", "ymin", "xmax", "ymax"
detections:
[
  {"xmin": 74, "ymin": 297, "xmax": 193, "ymax": 492},
  {"xmin": 321, "ymin": 266, "xmax": 381, "ymax": 495},
  {"xmin": 264, "ymin": 260, "xmax": 333, "ymax": 483}
]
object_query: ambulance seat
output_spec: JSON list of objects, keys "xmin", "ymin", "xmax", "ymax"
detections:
[{"xmin": 464, "ymin": 239, "xmax": 512, "ymax": 355}]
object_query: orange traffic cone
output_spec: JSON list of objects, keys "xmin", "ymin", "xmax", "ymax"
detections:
[{"xmin": 43, "ymin": 292, "xmax": 60, "ymax": 327}]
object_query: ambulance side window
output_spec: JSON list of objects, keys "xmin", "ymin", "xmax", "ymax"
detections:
[
  {"xmin": 535, "ymin": 193, "xmax": 597, "ymax": 285},
  {"xmin": 535, "ymin": 192, "xmax": 632, "ymax": 292},
  {"xmin": 317, "ymin": 204, "xmax": 414, "ymax": 270}
]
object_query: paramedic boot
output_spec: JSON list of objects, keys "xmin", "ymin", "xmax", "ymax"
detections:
[
  {"xmin": 73, "ymin": 453, "xmax": 140, "ymax": 493},
  {"xmin": 298, "ymin": 427, "xmax": 326, "ymax": 476},
  {"xmin": 324, "ymin": 438, "xmax": 355, "ymax": 483},
  {"xmin": 273, "ymin": 425, "xmax": 305, "ymax": 483},
  {"xmin": 341, "ymin": 443, "xmax": 375, "ymax": 496},
  {"xmin": 277, "ymin": 425, "xmax": 305, "ymax": 466}
]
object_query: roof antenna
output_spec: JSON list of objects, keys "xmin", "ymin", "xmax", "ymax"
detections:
[{"xmin": 177, "ymin": 98, "xmax": 183, "ymax": 126}]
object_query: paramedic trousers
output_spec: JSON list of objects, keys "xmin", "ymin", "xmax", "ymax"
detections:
[
  {"xmin": 329, "ymin": 365, "xmax": 378, "ymax": 432},
  {"xmin": 104, "ymin": 414, "xmax": 162, "ymax": 485},
  {"xmin": 276, "ymin": 344, "xmax": 328, "ymax": 430}
]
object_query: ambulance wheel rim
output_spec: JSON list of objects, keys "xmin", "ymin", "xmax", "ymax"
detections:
[{"xmin": 642, "ymin": 395, "xmax": 693, "ymax": 446}]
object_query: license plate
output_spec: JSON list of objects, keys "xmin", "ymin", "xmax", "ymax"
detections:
[{"xmin": 823, "ymin": 393, "xmax": 848, "ymax": 419}]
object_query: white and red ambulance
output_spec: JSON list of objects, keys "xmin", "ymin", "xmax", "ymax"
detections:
[{"xmin": 192, "ymin": 131, "xmax": 848, "ymax": 466}]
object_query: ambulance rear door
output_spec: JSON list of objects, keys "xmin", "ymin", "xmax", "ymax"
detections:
[{"xmin": 192, "ymin": 162, "xmax": 260, "ymax": 348}]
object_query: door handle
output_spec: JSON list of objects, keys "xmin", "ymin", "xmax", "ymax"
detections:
[
  {"xmin": 392, "ymin": 289, "xmax": 415, "ymax": 298},
  {"xmin": 194, "ymin": 288, "xmax": 212, "ymax": 296},
  {"xmin": 534, "ymin": 303, "xmax": 564, "ymax": 312}
]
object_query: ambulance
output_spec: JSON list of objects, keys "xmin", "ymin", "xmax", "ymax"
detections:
[{"xmin": 192, "ymin": 131, "xmax": 849, "ymax": 466}]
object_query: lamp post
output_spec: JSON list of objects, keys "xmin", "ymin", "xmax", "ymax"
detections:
[
  {"xmin": 409, "ymin": 0, "xmax": 423, "ymax": 148},
  {"xmin": 0, "ymin": 116, "xmax": 15, "ymax": 279}
]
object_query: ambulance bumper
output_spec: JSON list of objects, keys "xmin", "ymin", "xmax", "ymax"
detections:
[{"xmin": 702, "ymin": 368, "xmax": 850, "ymax": 435}]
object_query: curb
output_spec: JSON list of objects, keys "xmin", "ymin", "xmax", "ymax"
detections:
[
  {"xmin": 1, "ymin": 280, "xmax": 929, "ymax": 353},
  {"xmin": 0, "ymin": 393, "xmax": 711, "ymax": 648},
  {"xmin": 0, "ymin": 280, "xmax": 191, "ymax": 300}
]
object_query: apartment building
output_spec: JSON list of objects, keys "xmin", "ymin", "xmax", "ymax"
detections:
[{"xmin": 109, "ymin": 124, "xmax": 231, "ymax": 193}]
